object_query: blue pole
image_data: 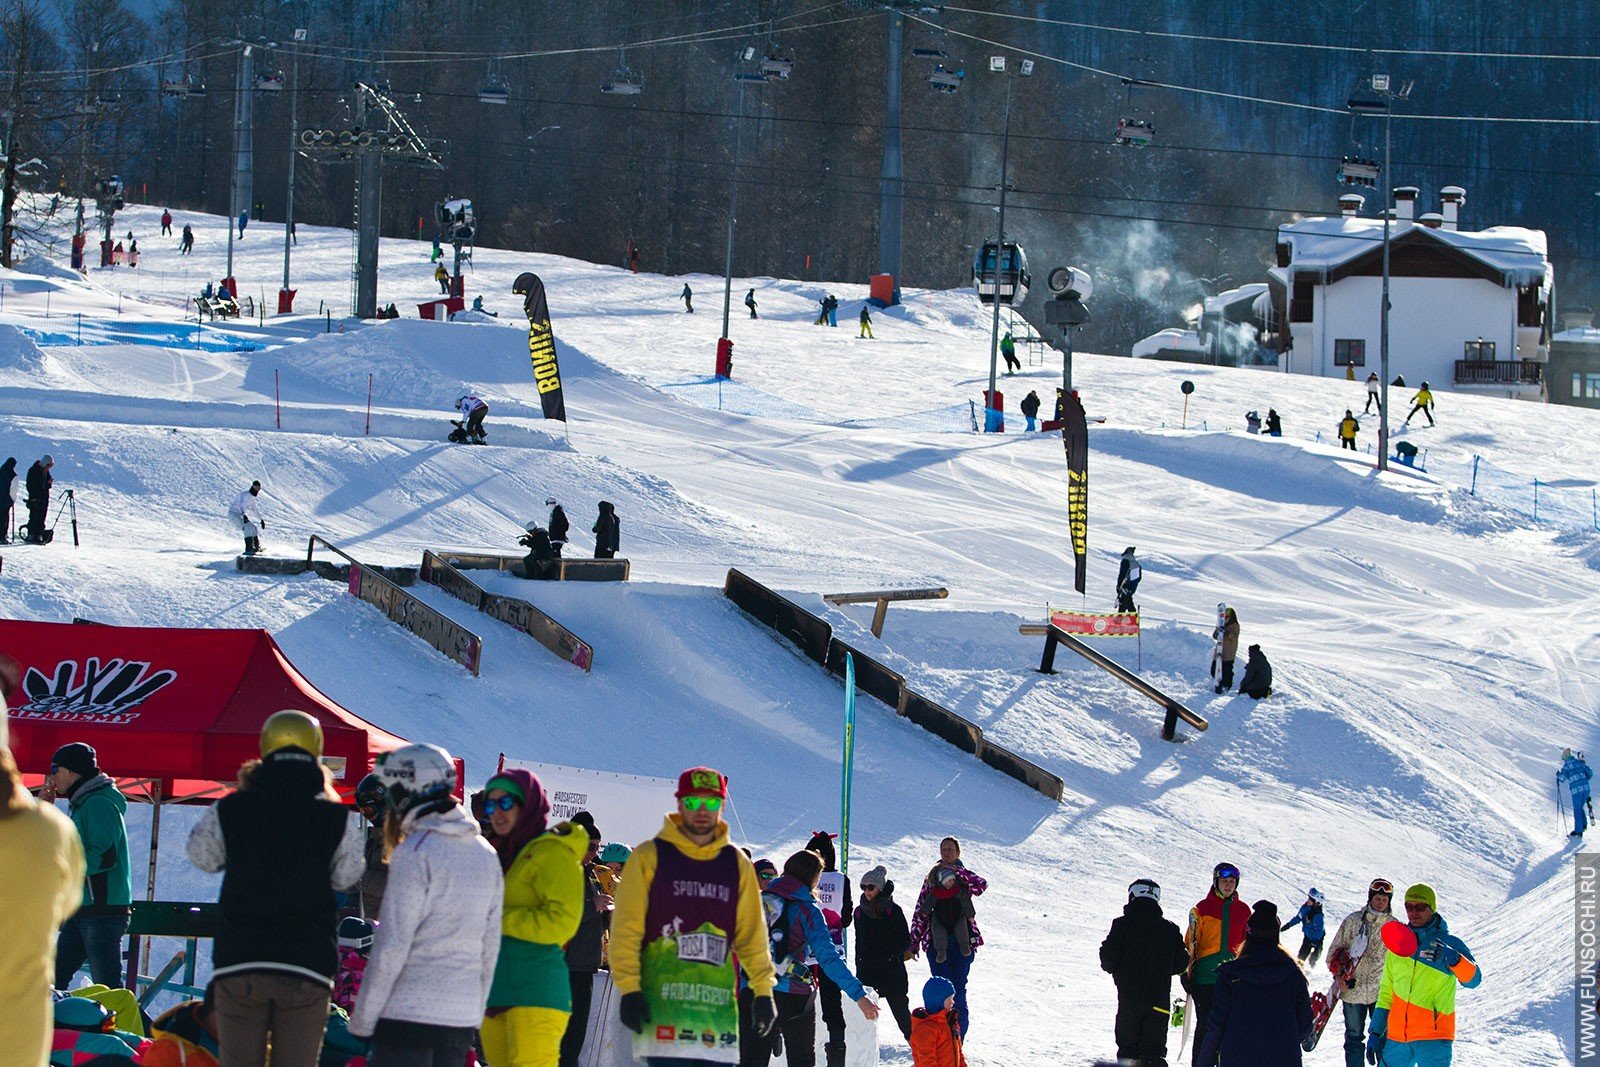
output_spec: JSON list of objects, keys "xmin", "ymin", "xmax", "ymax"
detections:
[
  {"xmin": 1470, "ymin": 456, "xmax": 1480, "ymax": 496},
  {"xmin": 839, "ymin": 652, "xmax": 857, "ymax": 956}
]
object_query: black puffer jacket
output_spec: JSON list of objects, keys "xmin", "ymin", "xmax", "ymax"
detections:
[
  {"xmin": 1099, "ymin": 895, "xmax": 1188, "ymax": 1007},
  {"xmin": 853, "ymin": 882, "xmax": 910, "ymax": 993},
  {"xmin": 1195, "ymin": 944, "xmax": 1313, "ymax": 1067}
]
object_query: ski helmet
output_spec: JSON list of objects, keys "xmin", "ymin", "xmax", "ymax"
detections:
[
  {"xmin": 260, "ymin": 709, "xmax": 323, "ymax": 758},
  {"xmin": 599, "ymin": 842, "xmax": 632, "ymax": 865},
  {"xmin": 1128, "ymin": 878, "xmax": 1161, "ymax": 903},
  {"xmin": 1213, "ymin": 861, "xmax": 1240, "ymax": 885},
  {"xmin": 336, "ymin": 916, "xmax": 376, "ymax": 951},
  {"xmin": 1368, "ymin": 878, "xmax": 1394, "ymax": 897},
  {"xmin": 1308, "ymin": 888, "xmax": 1325, "ymax": 904},
  {"xmin": 375, "ymin": 743, "xmax": 456, "ymax": 816},
  {"xmin": 354, "ymin": 773, "xmax": 387, "ymax": 813}
]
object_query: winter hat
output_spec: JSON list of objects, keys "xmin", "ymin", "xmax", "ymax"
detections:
[
  {"xmin": 1247, "ymin": 644, "xmax": 1261, "ymax": 654},
  {"xmin": 1564, "ymin": 747, "xmax": 1575, "ymax": 760},
  {"xmin": 753, "ymin": 857, "xmax": 778, "ymax": 879},
  {"xmin": 1245, "ymin": 900, "xmax": 1280, "ymax": 944},
  {"xmin": 922, "ymin": 976, "xmax": 956, "ymax": 1014},
  {"xmin": 51, "ymin": 742, "xmax": 98, "ymax": 778},
  {"xmin": 1128, "ymin": 878, "xmax": 1161, "ymax": 903},
  {"xmin": 675, "ymin": 766, "xmax": 728, "ymax": 799},
  {"xmin": 1122, "ymin": 546, "xmax": 1136, "ymax": 555},
  {"xmin": 41, "ymin": 454, "xmax": 53, "ymax": 466},
  {"xmin": 806, "ymin": 830, "xmax": 839, "ymax": 870},
  {"xmin": 860, "ymin": 865, "xmax": 888, "ymax": 891},
  {"xmin": 1308, "ymin": 888, "xmax": 1325, "ymax": 904},
  {"xmin": 483, "ymin": 774, "xmax": 527, "ymax": 806},
  {"xmin": 571, "ymin": 810, "xmax": 602, "ymax": 841},
  {"xmin": 1404, "ymin": 883, "xmax": 1437, "ymax": 910},
  {"xmin": 337, "ymin": 916, "xmax": 376, "ymax": 951}
]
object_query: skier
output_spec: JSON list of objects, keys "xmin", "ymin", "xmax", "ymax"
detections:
[
  {"xmin": 1365, "ymin": 372, "xmax": 1381, "ymax": 414},
  {"xmin": 1213, "ymin": 607, "xmax": 1240, "ymax": 693},
  {"xmin": 592, "ymin": 500, "xmax": 620, "ymax": 559},
  {"xmin": 0, "ymin": 456, "xmax": 16, "ymax": 542},
  {"xmin": 1559, "ymin": 748, "xmax": 1594, "ymax": 836},
  {"xmin": 746, "ymin": 288, "xmax": 759, "ymax": 319},
  {"xmin": 23, "ymin": 454, "xmax": 52, "ymax": 544},
  {"xmin": 352, "ymin": 773, "xmax": 389, "ymax": 919},
  {"xmin": 682, "ymin": 283, "xmax": 694, "ymax": 313},
  {"xmin": 547, "ymin": 499, "xmax": 569, "ymax": 555},
  {"xmin": 518, "ymin": 524, "xmax": 559, "ymax": 580},
  {"xmin": 855, "ymin": 865, "xmax": 913, "ymax": 1039},
  {"xmin": 909, "ymin": 837, "xmax": 986, "ymax": 1037},
  {"xmin": 456, "ymin": 394, "xmax": 488, "ymax": 444},
  {"xmin": 1327, "ymin": 878, "xmax": 1394, "ymax": 1067},
  {"xmin": 859, "ymin": 305, "xmax": 874, "ymax": 339},
  {"xmin": 1184, "ymin": 861, "xmax": 1250, "ymax": 1064},
  {"xmin": 1019, "ymin": 390, "xmax": 1041, "ymax": 432},
  {"xmin": 1238, "ymin": 645, "xmax": 1272, "ymax": 699},
  {"xmin": 229, "ymin": 479, "xmax": 267, "ymax": 556},
  {"xmin": 1405, "ymin": 383, "xmax": 1435, "ymax": 427},
  {"xmin": 127, "ymin": 240, "xmax": 139, "ymax": 268},
  {"xmin": 1282, "ymin": 888, "xmax": 1327, "ymax": 967},
  {"xmin": 237, "ymin": 210, "xmax": 248, "ymax": 238},
  {"xmin": 1115, "ymin": 546, "xmax": 1141, "ymax": 614},
  {"xmin": 186, "ymin": 710, "xmax": 366, "ymax": 1067},
  {"xmin": 1099, "ymin": 878, "xmax": 1187, "ymax": 1067},
  {"xmin": 1000, "ymin": 331, "xmax": 1020, "ymax": 374},
  {"xmin": 610, "ymin": 767, "xmax": 778, "ymax": 1064},
  {"xmin": 1366, "ymin": 884, "xmax": 1480, "ymax": 1067},
  {"xmin": 180, "ymin": 225, "xmax": 194, "ymax": 254},
  {"xmin": 1195, "ymin": 900, "xmax": 1312, "ymax": 1067},
  {"xmin": 806, "ymin": 830, "xmax": 854, "ymax": 1067},
  {"xmin": 1338, "ymin": 410, "xmax": 1360, "ymax": 452},
  {"xmin": 1265, "ymin": 408, "xmax": 1282, "ymax": 437},
  {"xmin": 431, "ymin": 237, "xmax": 443, "ymax": 263},
  {"xmin": 909, "ymin": 977, "xmax": 964, "ymax": 1067},
  {"xmin": 160, "ymin": 209, "xmax": 172, "ymax": 236},
  {"xmin": 435, "ymin": 262, "xmax": 451, "ymax": 296}
]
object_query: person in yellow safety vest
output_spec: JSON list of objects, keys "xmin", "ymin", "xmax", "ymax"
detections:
[
  {"xmin": 435, "ymin": 262, "xmax": 451, "ymax": 295},
  {"xmin": 1366, "ymin": 883, "xmax": 1479, "ymax": 1067},
  {"xmin": 1338, "ymin": 410, "xmax": 1360, "ymax": 452},
  {"xmin": 1405, "ymin": 383, "xmax": 1435, "ymax": 427}
]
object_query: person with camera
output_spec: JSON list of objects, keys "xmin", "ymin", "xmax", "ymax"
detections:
[{"xmin": 23, "ymin": 454, "xmax": 53, "ymax": 544}]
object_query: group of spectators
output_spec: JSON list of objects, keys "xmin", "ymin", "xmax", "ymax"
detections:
[{"xmin": 1, "ymin": 453, "xmax": 57, "ymax": 544}]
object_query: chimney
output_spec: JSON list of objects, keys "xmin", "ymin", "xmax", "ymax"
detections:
[
  {"xmin": 1339, "ymin": 193, "xmax": 1365, "ymax": 217},
  {"xmin": 1440, "ymin": 185, "xmax": 1466, "ymax": 230},
  {"xmin": 1395, "ymin": 185, "xmax": 1420, "ymax": 220},
  {"xmin": 1418, "ymin": 212, "xmax": 1443, "ymax": 229}
]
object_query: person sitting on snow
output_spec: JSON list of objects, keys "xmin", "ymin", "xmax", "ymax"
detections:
[{"xmin": 1237, "ymin": 645, "xmax": 1272, "ymax": 699}]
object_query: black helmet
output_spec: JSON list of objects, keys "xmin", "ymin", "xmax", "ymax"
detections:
[{"xmin": 354, "ymin": 773, "xmax": 387, "ymax": 813}]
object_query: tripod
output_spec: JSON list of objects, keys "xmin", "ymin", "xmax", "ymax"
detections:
[{"xmin": 48, "ymin": 489, "xmax": 80, "ymax": 547}]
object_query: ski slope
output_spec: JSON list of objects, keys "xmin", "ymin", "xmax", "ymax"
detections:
[{"xmin": 0, "ymin": 199, "xmax": 1594, "ymax": 1064}]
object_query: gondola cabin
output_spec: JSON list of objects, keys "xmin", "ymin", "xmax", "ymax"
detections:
[{"xmin": 973, "ymin": 241, "xmax": 1030, "ymax": 305}]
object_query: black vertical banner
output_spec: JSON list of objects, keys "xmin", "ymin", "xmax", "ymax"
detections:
[
  {"xmin": 1063, "ymin": 390, "xmax": 1089, "ymax": 594},
  {"xmin": 512, "ymin": 272, "xmax": 566, "ymax": 422}
]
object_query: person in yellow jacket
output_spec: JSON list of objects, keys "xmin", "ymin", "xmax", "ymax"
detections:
[
  {"xmin": 435, "ymin": 261, "xmax": 452, "ymax": 296},
  {"xmin": 0, "ymin": 745, "xmax": 86, "ymax": 1067},
  {"xmin": 1405, "ymin": 383, "xmax": 1435, "ymax": 427},
  {"xmin": 1338, "ymin": 410, "xmax": 1360, "ymax": 452},
  {"xmin": 611, "ymin": 766, "xmax": 778, "ymax": 1066},
  {"xmin": 1367, "ymin": 883, "xmax": 1479, "ymax": 1066},
  {"xmin": 482, "ymin": 769, "xmax": 587, "ymax": 1067}
]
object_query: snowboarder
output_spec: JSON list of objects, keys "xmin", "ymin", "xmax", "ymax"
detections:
[
  {"xmin": 518, "ymin": 524, "xmax": 559, "ymax": 580},
  {"xmin": 1559, "ymin": 748, "xmax": 1594, "ymax": 836},
  {"xmin": 1405, "ymin": 382, "xmax": 1435, "ymax": 427},
  {"xmin": 1282, "ymin": 888, "xmax": 1327, "ymax": 967},
  {"xmin": 1326, "ymin": 878, "xmax": 1393, "ymax": 1067},
  {"xmin": 1338, "ymin": 410, "xmax": 1360, "ymax": 451},
  {"xmin": 456, "ymin": 394, "xmax": 488, "ymax": 443},
  {"xmin": 1265, "ymin": 408, "xmax": 1282, "ymax": 437},
  {"xmin": 1213, "ymin": 607, "xmax": 1240, "ymax": 693},
  {"xmin": 592, "ymin": 500, "xmax": 620, "ymax": 559},
  {"xmin": 1019, "ymin": 390, "xmax": 1041, "ymax": 432},
  {"xmin": 23, "ymin": 454, "xmax": 53, "ymax": 544},
  {"xmin": 127, "ymin": 240, "xmax": 139, "ymax": 268},
  {"xmin": 160, "ymin": 209, "xmax": 172, "ymax": 236},
  {"xmin": 434, "ymin": 262, "xmax": 451, "ymax": 295},
  {"xmin": 909, "ymin": 837, "xmax": 986, "ymax": 1037},
  {"xmin": 1366, "ymin": 884, "xmax": 1480, "ymax": 1067},
  {"xmin": 180, "ymin": 225, "xmax": 194, "ymax": 254},
  {"xmin": 1100, "ymin": 878, "xmax": 1187, "ymax": 1067},
  {"xmin": 826, "ymin": 294, "xmax": 839, "ymax": 327},
  {"xmin": 1000, "ymin": 331, "xmax": 1020, "ymax": 374},
  {"xmin": 1195, "ymin": 900, "xmax": 1312, "ymax": 1067},
  {"xmin": 746, "ymin": 288, "xmax": 758, "ymax": 319},
  {"xmin": 1238, "ymin": 645, "xmax": 1272, "ymax": 699},
  {"xmin": 471, "ymin": 294, "xmax": 497, "ymax": 316},
  {"xmin": 1184, "ymin": 862, "xmax": 1250, "ymax": 1065},
  {"xmin": 547, "ymin": 499, "xmax": 569, "ymax": 555},
  {"xmin": 0, "ymin": 456, "xmax": 16, "ymax": 542},
  {"xmin": 430, "ymin": 237, "xmax": 442, "ymax": 263},
  {"xmin": 1115, "ymin": 546, "xmax": 1141, "ymax": 614},
  {"xmin": 237, "ymin": 210, "xmax": 248, "ymax": 238},
  {"xmin": 859, "ymin": 305, "xmax": 874, "ymax": 339},
  {"xmin": 1364, "ymin": 372, "xmax": 1381, "ymax": 414},
  {"xmin": 1245, "ymin": 410, "xmax": 1262, "ymax": 434},
  {"xmin": 681, "ymin": 283, "xmax": 694, "ymax": 313},
  {"xmin": 909, "ymin": 976, "xmax": 964, "ymax": 1067},
  {"xmin": 855, "ymin": 865, "xmax": 913, "ymax": 1039},
  {"xmin": 230, "ymin": 479, "xmax": 267, "ymax": 556}
]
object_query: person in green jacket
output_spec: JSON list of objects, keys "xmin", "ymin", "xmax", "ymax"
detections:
[
  {"xmin": 481, "ymin": 768, "xmax": 587, "ymax": 1067},
  {"xmin": 1367, "ymin": 883, "xmax": 1480, "ymax": 1067},
  {"xmin": 41, "ymin": 742, "xmax": 131, "ymax": 989}
]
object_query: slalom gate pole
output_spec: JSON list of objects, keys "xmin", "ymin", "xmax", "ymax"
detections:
[
  {"xmin": 1470, "ymin": 456, "xmax": 1479, "ymax": 496},
  {"xmin": 839, "ymin": 652, "xmax": 857, "ymax": 956},
  {"xmin": 366, "ymin": 374, "xmax": 373, "ymax": 435},
  {"xmin": 275, "ymin": 370, "xmax": 281, "ymax": 429}
]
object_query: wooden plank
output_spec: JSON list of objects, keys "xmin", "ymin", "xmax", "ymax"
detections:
[
  {"xmin": 348, "ymin": 563, "xmax": 483, "ymax": 675},
  {"xmin": 896, "ymin": 690, "xmax": 983, "ymax": 755},
  {"xmin": 825, "ymin": 639, "xmax": 905, "ymax": 711},
  {"xmin": 557, "ymin": 558, "xmax": 631, "ymax": 582},
  {"xmin": 481, "ymin": 593, "xmax": 594, "ymax": 672},
  {"xmin": 979, "ymin": 743, "xmax": 1066, "ymax": 802},
  {"xmin": 723, "ymin": 569, "xmax": 832, "ymax": 665}
]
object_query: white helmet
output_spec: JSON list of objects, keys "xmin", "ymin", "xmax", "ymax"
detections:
[
  {"xmin": 374, "ymin": 743, "xmax": 456, "ymax": 815},
  {"xmin": 1308, "ymin": 888, "xmax": 1325, "ymax": 904},
  {"xmin": 1128, "ymin": 878, "xmax": 1161, "ymax": 903}
]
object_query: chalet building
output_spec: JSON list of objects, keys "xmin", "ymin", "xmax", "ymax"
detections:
[{"xmin": 1275, "ymin": 186, "xmax": 1552, "ymax": 398}]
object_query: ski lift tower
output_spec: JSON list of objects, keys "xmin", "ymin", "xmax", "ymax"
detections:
[
  {"xmin": 298, "ymin": 83, "xmax": 445, "ymax": 318},
  {"xmin": 436, "ymin": 196, "xmax": 476, "ymax": 296}
]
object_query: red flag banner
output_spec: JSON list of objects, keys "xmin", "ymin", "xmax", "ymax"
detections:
[{"xmin": 1049, "ymin": 609, "xmax": 1140, "ymax": 638}]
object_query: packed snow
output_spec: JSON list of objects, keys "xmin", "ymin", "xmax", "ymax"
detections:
[{"xmin": 1, "ymin": 198, "xmax": 1595, "ymax": 1064}]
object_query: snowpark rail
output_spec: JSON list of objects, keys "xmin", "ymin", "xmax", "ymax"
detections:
[
  {"xmin": 420, "ymin": 551, "xmax": 594, "ymax": 671},
  {"xmin": 306, "ymin": 536, "xmax": 483, "ymax": 675},
  {"xmin": 724, "ymin": 569, "xmax": 1064, "ymax": 802},
  {"xmin": 1035, "ymin": 623, "xmax": 1208, "ymax": 741}
]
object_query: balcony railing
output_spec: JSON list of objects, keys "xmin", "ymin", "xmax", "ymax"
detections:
[{"xmin": 1454, "ymin": 360, "xmax": 1543, "ymax": 385}]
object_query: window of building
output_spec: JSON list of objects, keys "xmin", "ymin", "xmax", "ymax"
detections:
[
  {"xmin": 1463, "ymin": 339, "xmax": 1496, "ymax": 361},
  {"xmin": 1577, "ymin": 371, "xmax": 1600, "ymax": 399},
  {"xmin": 1334, "ymin": 339, "xmax": 1366, "ymax": 366}
]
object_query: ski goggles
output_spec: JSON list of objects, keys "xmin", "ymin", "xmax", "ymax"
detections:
[
  {"xmin": 485, "ymin": 794, "xmax": 520, "ymax": 813},
  {"xmin": 1214, "ymin": 865, "xmax": 1240, "ymax": 880},
  {"xmin": 681, "ymin": 795, "xmax": 723, "ymax": 812},
  {"xmin": 1369, "ymin": 879, "xmax": 1394, "ymax": 896}
]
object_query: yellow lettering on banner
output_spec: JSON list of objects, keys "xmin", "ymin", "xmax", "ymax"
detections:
[
  {"xmin": 1068, "ymin": 468, "xmax": 1088, "ymax": 556},
  {"xmin": 529, "ymin": 321, "xmax": 561, "ymax": 395}
]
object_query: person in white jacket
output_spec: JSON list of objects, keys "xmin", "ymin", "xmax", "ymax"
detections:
[
  {"xmin": 349, "ymin": 743, "xmax": 503, "ymax": 1067},
  {"xmin": 456, "ymin": 395, "xmax": 489, "ymax": 444},
  {"xmin": 230, "ymin": 480, "xmax": 267, "ymax": 556}
]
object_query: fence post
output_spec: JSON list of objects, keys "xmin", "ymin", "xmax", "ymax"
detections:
[
  {"xmin": 1533, "ymin": 479, "xmax": 1540, "ymax": 522},
  {"xmin": 1470, "ymin": 456, "xmax": 1480, "ymax": 496}
]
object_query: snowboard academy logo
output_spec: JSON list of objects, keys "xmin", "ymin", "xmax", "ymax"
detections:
[{"xmin": 15, "ymin": 657, "xmax": 177, "ymax": 724}]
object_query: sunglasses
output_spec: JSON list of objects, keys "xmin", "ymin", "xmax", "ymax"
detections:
[
  {"xmin": 1403, "ymin": 901, "xmax": 1432, "ymax": 910},
  {"xmin": 862, "ymin": 884, "xmax": 880, "ymax": 893},
  {"xmin": 682, "ymin": 795, "xmax": 723, "ymax": 812},
  {"xmin": 485, "ymin": 795, "xmax": 520, "ymax": 813}
]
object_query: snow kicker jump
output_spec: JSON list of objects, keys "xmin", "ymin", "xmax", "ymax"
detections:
[{"xmin": 1035, "ymin": 622, "xmax": 1207, "ymax": 741}]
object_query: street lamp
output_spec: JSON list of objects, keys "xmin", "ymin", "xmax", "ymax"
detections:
[{"xmin": 984, "ymin": 55, "xmax": 1032, "ymax": 432}]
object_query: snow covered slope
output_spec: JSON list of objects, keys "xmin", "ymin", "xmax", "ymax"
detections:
[{"xmin": 0, "ymin": 200, "xmax": 1594, "ymax": 1064}]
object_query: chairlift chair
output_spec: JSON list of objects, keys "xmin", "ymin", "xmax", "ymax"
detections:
[
  {"xmin": 911, "ymin": 25, "xmax": 950, "ymax": 60},
  {"xmin": 927, "ymin": 64, "xmax": 964, "ymax": 93},
  {"xmin": 255, "ymin": 71, "xmax": 286, "ymax": 92},
  {"xmin": 1114, "ymin": 117, "xmax": 1154, "ymax": 147},
  {"xmin": 759, "ymin": 49, "xmax": 795, "ymax": 81},
  {"xmin": 602, "ymin": 68, "xmax": 644, "ymax": 94},
  {"xmin": 1338, "ymin": 156, "xmax": 1380, "ymax": 188},
  {"xmin": 973, "ymin": 239, "xmax": 1030, "ymax": 305},
  {"xmin": 186, "ymin": 79, "xmax": 207, "ymax": 99},
  {"xmin": 94, "ymin": 91, "xmax": 122, "ymax": 108},
  {"xmin": 734, "ymin": 71, "xmax": 769, "ymax": 83},
  {"xmin": 478, "ymin": 77, "xmax": 510, "ymax": 104}
]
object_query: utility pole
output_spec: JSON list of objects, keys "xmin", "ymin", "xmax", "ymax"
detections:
[
  {"xmin": 720, "ymin": 73, "xmax": 746, "ymax": 344},
  {"xmin": 281, "ymin": 27, "xmax": 304, "ymax": 313},
  {"xmin": 877, "ymin": 8, "xmax": 904, "ymax": 305},
  {"xmin": 984, "ymin": 55, "xmax": 1031, "ymax": 431},
  {"xmin": 225, "ymin": 42, "xmax": 255, "ymax": 293},
  {"xmin": 355, "ymin": 88, "xmax": 382, "ymax": 319}
]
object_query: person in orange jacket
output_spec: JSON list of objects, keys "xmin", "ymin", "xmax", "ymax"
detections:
[
  {"xmin": 142, "ymin": 992, "xmax": 221, "ymax": 1067},
  {"xmin": 910, "ymin": 976, "xmax": 966, "ymax": 1067}
]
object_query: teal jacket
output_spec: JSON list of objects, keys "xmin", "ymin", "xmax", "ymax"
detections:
[{"xmin": 68, "ymin": 775, "xmax": 132, "ymax": 910}]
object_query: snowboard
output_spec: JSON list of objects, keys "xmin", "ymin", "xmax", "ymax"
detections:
[
  {"xmin": 1303, "ymin": 947, "xmax": 1357, "ymax": 1052},
  {"xmin": 1208, "ymin": 603, "xmax": 1228, "ymax": 682},
  {"xmin": 1176, "ymin": 992, "xmax": 1194, "ymax": 1057},
  {"xmin": 447, "ymin": 419, "xmax": 487, "ymax": 445}
]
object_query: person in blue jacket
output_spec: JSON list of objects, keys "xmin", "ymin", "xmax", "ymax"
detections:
[
  {"xmin": 750, "ymin": 849, "xmax": 879, "ymax": 1067},
  {"xmin": 1559, "ymin": 748, "xmax": 1594, "ymax": 837},
  {"xmin": 1196, "ymin": 900, "xmax": 1312, "ymax": 1067},
  {"xmin": 1281, "ymin": 888, "xmax": 1326, "ymax": 967}
]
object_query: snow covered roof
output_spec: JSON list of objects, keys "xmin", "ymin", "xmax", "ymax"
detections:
[
  {"xmin": 1552, "ymin": 326, "xmax": 1600, "ymax": 346},
  {"xmin": 1278, "ymin": 216, "xmax": 1548, "ymax": 285},
  {"xmin": 1203, "ymin": 282, "xmax": 1268, "ymax": 317},
  {"xmin": 1132, "ymin": 328, "xmax": 1206, "ymax": 358}
]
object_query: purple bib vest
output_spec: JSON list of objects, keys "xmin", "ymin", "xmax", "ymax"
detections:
[{"xmin": 638, "ymin": 839, "xmax": 743, "ymax": 1061}]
